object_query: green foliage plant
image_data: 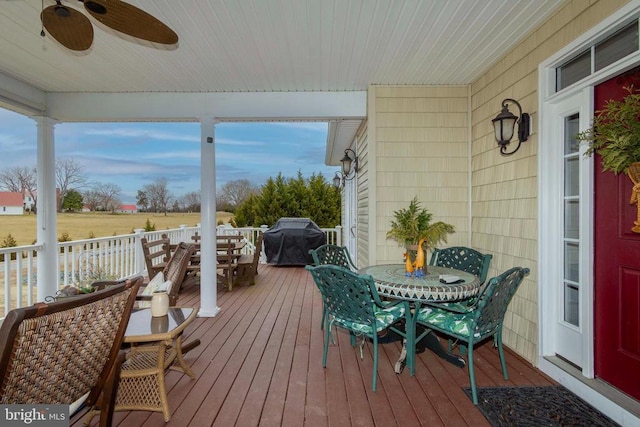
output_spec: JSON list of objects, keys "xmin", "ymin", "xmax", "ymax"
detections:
[
  {"xmin": 577, "ymin": 85, "xmax": 640, "ymax": 174},
  {"xmin": 386, "ymin": 197, "xmax": 455, "ymax": 251},
  {"xmin": 144, "ymin": 218, "xmax": 156, "ymax": 231},
  {"xmin": 1, "ymin": 234, "xmax": 18, "ymax": 262}
]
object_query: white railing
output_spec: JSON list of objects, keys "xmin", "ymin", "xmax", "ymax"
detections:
[{"xmin": 0, "ymin": 224, "xmax": 342, "ymax": 314}]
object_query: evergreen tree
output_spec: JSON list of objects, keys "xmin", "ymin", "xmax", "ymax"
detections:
[{"xmin": 235, "ymin": 172, "xmax": 340, "ymax": 227}]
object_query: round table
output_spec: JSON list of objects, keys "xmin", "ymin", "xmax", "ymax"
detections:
[
  {"xmin": 359, "ymin": 264, "xmax": 481, "ymax": 303},
  {"xmin": 358, "ymin": 264, "xmax": 481, "ymax": 373}
]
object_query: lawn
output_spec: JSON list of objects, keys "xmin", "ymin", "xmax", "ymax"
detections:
[{"xmin": 0, "ymin": 212, "xmax": 234, "ymax": 246}]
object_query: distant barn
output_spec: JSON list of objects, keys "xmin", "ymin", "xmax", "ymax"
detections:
[
  {"xmin": 117, "ymin": 204, "xmax": 138, "ymax": 214},
  {"xmin": 0, "ymin": 192, "xmax": 24, "ymax": 215}
]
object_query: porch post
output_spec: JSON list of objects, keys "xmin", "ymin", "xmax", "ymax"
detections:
[
  {"xmin": 198, "ymin": 117, "xmax": 220, "ymax": 317},
  {"xmin": 33, "ymin": 116, "xmax": 58, "ymax": 301}
]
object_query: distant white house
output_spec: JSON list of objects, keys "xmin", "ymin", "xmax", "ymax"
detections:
[
  {"xmin": 22, "ymin": 192, "xmax": 34, "ymax": 212},
  {"xmin": 117, "ymin": 204, "xmax": 138, "ymax": 214},
  {"xmin": 0, "ymin": 192, "xmax": 24, "ymax": 215}
]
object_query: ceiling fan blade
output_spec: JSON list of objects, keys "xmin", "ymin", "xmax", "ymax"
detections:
[
  {"xmin": 41, "ymin": 4, "xmax": 94, "ymax": 51},
  {"xmin": 83, "ymin": 0, "xmax": 178, "ymax": 45}
]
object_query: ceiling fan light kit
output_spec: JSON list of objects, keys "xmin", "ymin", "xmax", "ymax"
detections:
[{"xmin": 40, "ymin": 0, "xmax": 178, "ymax": 52}]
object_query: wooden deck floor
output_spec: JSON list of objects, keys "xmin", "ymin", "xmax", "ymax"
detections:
[{"xmin": 75, "ymin": 264, "xmax": 555, "ymax": 427}]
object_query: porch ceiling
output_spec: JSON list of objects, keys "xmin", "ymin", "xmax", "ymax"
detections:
[{"xmin": 0, "ymin": 0, "xmax": 566, "ymax": 162}]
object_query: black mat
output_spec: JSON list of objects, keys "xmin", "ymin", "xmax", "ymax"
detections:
[{"xmin": 465, "ymin": 385, "xmax": 619, "ymax": 426}]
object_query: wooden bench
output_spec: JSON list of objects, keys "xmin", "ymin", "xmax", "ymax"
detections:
[{"xmin": 234, "ymin": 232, "xmax": 263, "ymax": 287}]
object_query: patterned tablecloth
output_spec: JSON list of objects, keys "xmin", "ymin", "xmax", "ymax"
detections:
[{"xmin": 359, "ymin": 264, "xmax": 480, "ymax": 303}]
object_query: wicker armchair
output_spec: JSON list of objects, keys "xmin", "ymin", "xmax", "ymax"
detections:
[
  {"xmin": 306, "ymin": 264, "xmax": 411, "ymax": 392},
  {"xmin": 0, "ymin": 276, "xmax": 142, "ymax": 427},
  {"xmin": 309, "ymin": 244, "xmax": 357, "ymax": 330}
]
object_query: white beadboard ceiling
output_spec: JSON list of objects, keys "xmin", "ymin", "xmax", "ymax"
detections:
[
  {"xmin": 0, "ymin": 0, "xmax": 567, "ymax": 164},
  {"xmin": 0, "ymin": 0, "xmax": 566, "ymax": 94}
]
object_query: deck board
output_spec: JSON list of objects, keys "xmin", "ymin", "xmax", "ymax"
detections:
[{"xmin": 74, "ymin": 264, "xmax": 555, "ymax": 427}]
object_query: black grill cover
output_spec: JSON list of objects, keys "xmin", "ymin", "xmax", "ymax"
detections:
[{"xmin": 264, "ymin": 218, "xmax": 327, "ymax": 266}]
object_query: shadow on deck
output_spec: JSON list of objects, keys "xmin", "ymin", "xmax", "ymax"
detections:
[{"xmin": 75, "ymin": 264, "xmax": 554, "ymax": 426}]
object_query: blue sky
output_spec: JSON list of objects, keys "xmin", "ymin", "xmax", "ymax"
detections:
[{"xmin": 0, "ymin": 107, "xmax": 337, "ymax": 204}]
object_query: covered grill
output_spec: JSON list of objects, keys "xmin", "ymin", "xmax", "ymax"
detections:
[{"xmin": 263, "ymin": 218, "xmax": 327, "ymax": 266}]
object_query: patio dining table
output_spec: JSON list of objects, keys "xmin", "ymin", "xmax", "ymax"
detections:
[{"xmin": 359, "ymin": 264, "xmax": 481, "ymax": 373}]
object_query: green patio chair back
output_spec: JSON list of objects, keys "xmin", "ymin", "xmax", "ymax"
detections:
[
  {"xmin": 414, "ymin": 266, "xmax": 529, "ymax": 405},
  {"xmin": 309, "ymin": 244, "xmax": 358, "ymax": 330},
  {"xmin": 428, "ymin": 247, "xmax": 493, "ymax": 313},
  {"xmin": 306, "ymin": 264, "xmax": 411, "ymax": 392},
  {"xmin": 430, "ymin": 246, "xmax": 492, "ymax": 285},
  {"xmin": 309, "ymin": 244, "xmax": 357, "ymax": 270}
]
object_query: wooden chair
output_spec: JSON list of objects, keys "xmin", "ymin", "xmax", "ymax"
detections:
[
  {"xmin": 414, "ymin": 267, "xmax": 530, "ymax": 404},
  {"xmin": 0, "ymin": 276, "xmax": 142, "ymax": 427},
  {"xmin": 306, "ymin": 264, "xmax": 412, "ymax": 392},
  {"xmin": 140, "ymin": 234, "xmax": 172, "ymax": 279},
  {"xmin": 309, "ymin": 244, "xmax": 357, "ymax": 330},
  {"xmin": 235, "ymin": 232, "xmax": 263, "ymax": 287},
  {"xmin": 139, "ymin": 242, "xmax": 197, "ymax": 307}
]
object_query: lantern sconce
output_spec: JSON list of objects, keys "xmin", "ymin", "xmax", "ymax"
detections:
[
  {"xmin": 333, "ymin": 148, "xmax": 359, "ymax": 188},
  {"xmin": 492, "ymin": 98, "xmax": 530, "ymax": 156}
]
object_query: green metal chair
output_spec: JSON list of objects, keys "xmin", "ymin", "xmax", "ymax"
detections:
[
  {"xmin": 306, "ymin": 264, "xmax": 411, "ymax": 392},
  {"xmin": 413, "ymin": 266, "xmax": 530, "ymax": 404},
  {"xmin": 428, "ymin": 246, "xmax": 493, "ymax": 313},
  {"xmin": 309, "ymin": 244, "xmax": 357, "ymax": 330}
]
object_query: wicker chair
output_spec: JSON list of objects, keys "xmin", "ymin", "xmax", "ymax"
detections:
[
  {"xmin": 306, "ymin": 264, "xmax": 411, "ymax": 392},
  {"xmin": 309, "ymin": 244, "xmax": 357, "ymax": 330},
  {"xmin": 414, "ymin": 267, "xmax": 530, "ymax": 404},
  {"xmin": 0, "ymin": 276, "xmax": 142, "ymax": 427}
]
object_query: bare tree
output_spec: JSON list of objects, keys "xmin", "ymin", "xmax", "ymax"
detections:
[
  {"xmin": 218, "ymin": 179, "xmax": 258, "ymax": 211},
  {"xmin": 0, "ymin": 166, "xmax": 37, "ymax": 212},
  {"xmin": 89, "ymin": 183, "xmax": 122, "ymax": 212},
  {"xmin": 56, "ymin": 158, "xmax": 87, "ymax": 212},
  {"xmin": 181, "ymin": 191, "xmax": 200, "ymax": 212},
  {"xmin": 144, "ymin": 178, "xmax": 172, "ymax": 215}
]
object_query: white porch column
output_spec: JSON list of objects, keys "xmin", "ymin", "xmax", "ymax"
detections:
[
  {"xmin": 33, "ymin": 116, "xmax": 58, "ymax": 301},
  {"xmin": 198, "ymin": 118, "xmax": 219, "ymax": 317}
]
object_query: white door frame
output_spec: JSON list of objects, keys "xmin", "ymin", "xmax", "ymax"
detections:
[{"xmin": 537, "ymin": 2, "xmax": 640, "ymax": 423}]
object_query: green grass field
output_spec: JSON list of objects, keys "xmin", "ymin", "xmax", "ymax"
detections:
[{"xmin": 0, "ymin": 212, "xmax": 234, "ymax": 246}]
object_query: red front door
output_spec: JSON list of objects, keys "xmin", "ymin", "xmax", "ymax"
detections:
[{"xmin": 594, "ymin": 68, "xmax": 640, "ymax": 401}]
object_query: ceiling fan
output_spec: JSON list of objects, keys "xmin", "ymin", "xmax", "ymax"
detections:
[{"xmin": 40, "ymin": 0, "xmax": 179, "ymax": 52}]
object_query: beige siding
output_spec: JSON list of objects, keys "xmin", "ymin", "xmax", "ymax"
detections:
[
  {"xmin": 356, "ymin": 120, "xmax": 370, "ymax": 268},
  {"xmin": 371, "ymin": 85, "xmax": 471, "ymax": 265},
  {"xmin": 469, "ymin": 0, "xmax": 630, "ymax": 364},
  {"xmin": 360, "ymin": 0, "xmax": 631, "ymax": 366}
]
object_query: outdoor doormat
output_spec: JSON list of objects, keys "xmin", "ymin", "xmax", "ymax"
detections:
[{"xmin": 464, "ymin": 385, "xmax": 619, "ymax": 426}]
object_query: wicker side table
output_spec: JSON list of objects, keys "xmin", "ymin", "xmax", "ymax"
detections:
[{"xmin": 84, "ymin": 307, "xmax": 197, "ymax": 423}]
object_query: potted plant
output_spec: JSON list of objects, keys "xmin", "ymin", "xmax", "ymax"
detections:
[
  {"xmin": 577, "ymin": 85, "xmax": 640, "ymax": 232},
  {"xmin": 386, "ymin": 197, "xmax": 455, "ymax": 273}
]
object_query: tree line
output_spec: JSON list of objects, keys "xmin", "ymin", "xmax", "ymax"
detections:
[{"xmin": 0, "ymin": 161, "xmax": 340, "ymax": 227}]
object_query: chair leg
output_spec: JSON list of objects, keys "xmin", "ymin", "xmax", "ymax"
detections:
[
  {"xmin": 372, "ymin": 333, "xmax": 378, "ymax": 391},
  {"xmin": 322, "ymin": 323, "xmax": 331, "ymax": 367},
  {"xmin": 496, "ymin": 329, "xmax": 508, "ymax": 380},
  {"xmin": 468, "ymin": 341, "xmax": 478, "ymax": 405},
  {"xmin": 320, "ymin": 305, "xmax": 326, "ymax": 330}
]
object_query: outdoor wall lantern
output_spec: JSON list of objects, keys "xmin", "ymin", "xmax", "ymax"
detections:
[
  {"xmin": 333, "ymin": 148, "xmax": 359, "ymax": 188},
  {"xmin": 492, "ymin": 98, "xmax": 530, "ymax": 155}
]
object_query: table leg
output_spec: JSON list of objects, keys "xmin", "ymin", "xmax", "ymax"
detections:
[{"xmin": 169, "ymin": 335, "xmax": 196, "ymax": 379}]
